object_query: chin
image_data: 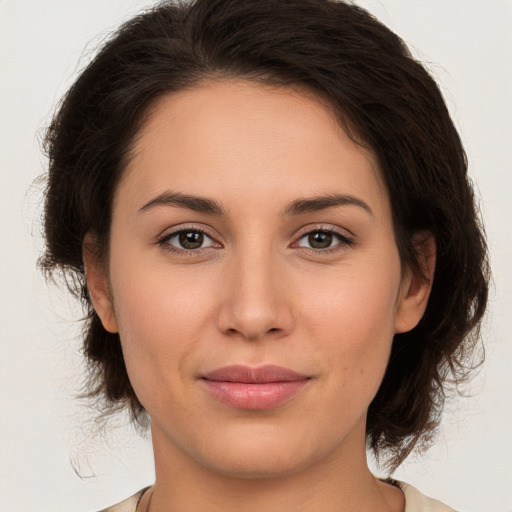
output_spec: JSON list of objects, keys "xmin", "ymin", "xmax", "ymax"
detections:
[
  {"xmin": 191, "ymin": 427, "xmax": 331, "ymax": 480},
  {"xmin": 202, "ymin": 451, "xmax": 314, "ymax": 480}
]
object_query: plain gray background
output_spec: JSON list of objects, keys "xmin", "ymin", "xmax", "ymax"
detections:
[{"xmin": 1, "ymin": 1, "xmax": 511, "ymax": 510}]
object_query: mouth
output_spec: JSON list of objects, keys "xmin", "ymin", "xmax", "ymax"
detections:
[{"xmin": 200, "ymin": 365, "xmax": 312, "ymax": 410}]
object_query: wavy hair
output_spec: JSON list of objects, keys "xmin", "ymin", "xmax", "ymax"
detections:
[{"xmin": 40, "ymin": 0, "xmax": 489, "ymax": 470}]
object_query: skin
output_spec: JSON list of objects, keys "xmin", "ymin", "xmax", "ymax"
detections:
[{"xmin": 85, "ymin": 79, "xmax": 434, "ymax": 512}]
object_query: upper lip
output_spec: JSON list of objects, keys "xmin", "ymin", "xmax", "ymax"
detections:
[{"xmin": 201, "ymin": 365, "xmax": 310, "ymax": 383}]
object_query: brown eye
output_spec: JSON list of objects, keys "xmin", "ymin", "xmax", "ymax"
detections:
[
  {"xmin": 296, "ymin": 229, "xmax": 353, "ymax": 251},
  {"xmin": 161, "ymin": 229, "xmax": 218, "ymax": 251},
  {"xmin": 308, "ymin": 231, "xmax": 333, "ymax": 249},
  {"xmin": 179, "ymin": 231, "xmax": 204, "ymax": 249}
]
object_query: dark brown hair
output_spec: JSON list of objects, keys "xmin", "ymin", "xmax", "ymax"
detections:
[{"xmin": 40, "ymin": 0, "xmax": 489, "ymax": 470}]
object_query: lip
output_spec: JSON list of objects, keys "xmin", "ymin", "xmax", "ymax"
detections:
[{"xmin": 200, "ymin": 365, "xmax": 311, "ymax": 410}]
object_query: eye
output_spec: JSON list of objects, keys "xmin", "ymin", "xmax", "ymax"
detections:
[
  {"xmin": 296, "ymin": 229, "xmax": 353, "ymax": 250},
  {"xmin": 160, "ymin": 229, "xmax": 219, "ymax": 251}
]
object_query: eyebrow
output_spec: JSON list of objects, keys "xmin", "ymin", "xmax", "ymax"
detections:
[
  {"xmin": 139, "ymin": 190, "xmax": 373, "ymax": 217},
  {"xmin": 283, "ymin": 194, "xmax": 373, "ymax": 217},
  {"xmin": 139, "ymin": 191, "xmax": 225, "ymax": 215}
]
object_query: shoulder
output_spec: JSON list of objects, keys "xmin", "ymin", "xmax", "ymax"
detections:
[
  {"xmin": 96, "ymin": 488, "xmax": 150, "ymax": 512},
  {"xmin": 398, "ymin": 481, "xmax": 458, "ymax": 512}
]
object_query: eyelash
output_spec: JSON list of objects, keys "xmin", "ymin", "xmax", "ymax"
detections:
[
  {"xmin": 157, "ymin": 225, "xmax": 220, "ymax": 256},
  {"xmin": 157, "ymin": 225, "xmax": 355, "ymax": 256},
  {"xmin": 293, "ymin": 226, "xmax": 355, "ymax": 254}
]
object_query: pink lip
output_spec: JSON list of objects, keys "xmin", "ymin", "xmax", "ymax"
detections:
[{"xmin": 200, "ymin": 365, "xmax": 311, "ymax": 410}]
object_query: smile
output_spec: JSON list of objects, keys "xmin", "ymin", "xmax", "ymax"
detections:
[{"xmin": 200, "ymin": 365, "xmax": 312, "ymax": 410}]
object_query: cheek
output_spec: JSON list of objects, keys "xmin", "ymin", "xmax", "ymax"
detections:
[
  {"xmin": 108, "ymin": 261, "xmax": 220, "ymax": 402},
  {"xmin": 299, "ymin": 259, "xmax": 401, "ymax": 398},
  {"xmin": 303, "ymin": 262, "xmax": 399, "ymax": 342},
  {"xmin": 112, "ymin": 255, "xmax": 216, "ymax": 335}
]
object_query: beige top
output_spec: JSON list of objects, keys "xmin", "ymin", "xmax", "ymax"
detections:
[{"xmin": 97, "ymin": 482, "xmax": 457, "ymax": 512}]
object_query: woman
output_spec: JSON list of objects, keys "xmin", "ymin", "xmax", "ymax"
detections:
[{"xmin": 40, "ymin": 0, "xmax": 489, "ymax": 510}]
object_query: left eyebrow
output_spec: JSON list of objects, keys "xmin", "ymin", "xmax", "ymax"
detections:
[{"xmin": 283, "ymin": 194, "xmax": 374, "ymax": 217}]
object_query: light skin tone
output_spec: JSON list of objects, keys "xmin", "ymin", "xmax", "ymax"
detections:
[{"xmin": 84, "ymin": 79, "xmax": 435, "ymax": 512}]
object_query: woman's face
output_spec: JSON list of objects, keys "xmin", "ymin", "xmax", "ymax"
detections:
[{"xmin": 87, "ymin": 79, "xmax": 429, "ymax": 478}]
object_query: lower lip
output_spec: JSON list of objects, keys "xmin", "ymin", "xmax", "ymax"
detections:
[{"xmin": 201, "ymin": 380, "xmax": 310, "ymax": 410}]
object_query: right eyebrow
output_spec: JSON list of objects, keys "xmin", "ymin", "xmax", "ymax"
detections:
[{"xmin": 139, "ymin": 191, "xmax": 226, "ymax": 216}]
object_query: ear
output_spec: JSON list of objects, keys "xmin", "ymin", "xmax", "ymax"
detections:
[
  {"xmin": 82, "ymin": 232, "xmax": 118, "ymax": 333},
  {"xmin": 394, "ymin": 232, "xmax": 436, "ymax": 334}
]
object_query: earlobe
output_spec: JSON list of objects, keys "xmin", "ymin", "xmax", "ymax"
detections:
[
  {"xmin": 394, "ymin": 232, "xmax": 436, "ymax": 334},
  {"xmin": 82, "ymin": 233, "xmax": 118, "ymax": 333}
]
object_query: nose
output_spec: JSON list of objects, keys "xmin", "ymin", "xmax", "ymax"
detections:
[{"xmin": 216, "ymin": 248, "xmax": 294, "ymax": 342}]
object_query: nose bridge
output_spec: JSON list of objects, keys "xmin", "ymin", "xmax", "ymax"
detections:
[{"xmin": 217, "ymin": 239, "xmax": 291, "ymax": 340}]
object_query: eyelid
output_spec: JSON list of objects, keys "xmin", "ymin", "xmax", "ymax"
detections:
[
  {"xmin": 155, "ymin": 223, "xmax": 355, "ymax": 256},
  {"xmin": 157, "ymin": 223, "xmax": 222, "ymax": 253},
  {"xmin": 291, "ymin": 224, "xmax": 356, "ymax": 252}
]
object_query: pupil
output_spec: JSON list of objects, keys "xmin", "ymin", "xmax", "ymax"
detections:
[
  {"xmin": 309, "ymin": 232, "xmax": 332, "ymax": 249},
  {"xmin": 179, "ymin": 231, "xmax": 203, "ymax": 249}
]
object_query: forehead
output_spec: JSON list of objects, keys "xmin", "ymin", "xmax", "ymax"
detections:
[{"xmin": 118, "ymin": 79, "xmax": 388, "ymax": 217}]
